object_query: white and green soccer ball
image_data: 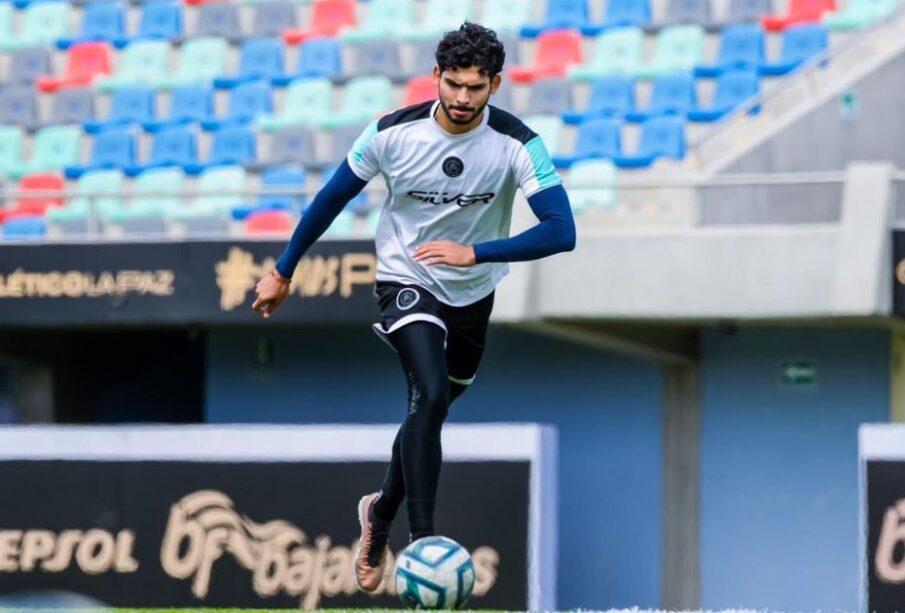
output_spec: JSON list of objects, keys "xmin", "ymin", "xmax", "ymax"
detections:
[{"xmin": 394, "ymin": 535, "xmax": 475, "ymax": 609}]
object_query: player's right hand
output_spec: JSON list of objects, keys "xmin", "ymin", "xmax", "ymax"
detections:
[{"xmin": 252, "ymin": 270, "xmax": 291, "ymax": 319}]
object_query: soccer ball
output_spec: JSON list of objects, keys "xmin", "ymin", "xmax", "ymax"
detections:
[{"xmin": 394, "ymin": 535, "xmax": 475, "ymax": 609}]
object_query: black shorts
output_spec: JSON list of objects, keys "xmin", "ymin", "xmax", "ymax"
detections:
[{"xmin": 373, "ymin": 282, "xmax": 494, "ymax": 386}]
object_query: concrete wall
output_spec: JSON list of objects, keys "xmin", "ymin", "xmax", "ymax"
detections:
[
  {"xmin": 205, "ymin": 324, "xmax": 664, "ymax": 610},
  {"xmin": 699, "ymin": 326, "xmax": 890, "ymax": 611}
]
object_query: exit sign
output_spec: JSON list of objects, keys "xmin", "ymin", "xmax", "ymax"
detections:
[{"xmin": 780, "ymin": 360, "xmax": 817, "ymax": 390}]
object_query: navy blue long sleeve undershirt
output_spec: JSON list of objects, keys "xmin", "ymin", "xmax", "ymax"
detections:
[{"xmin": 275, "ymin": 163, "xmax": 577, "ymax": 278}]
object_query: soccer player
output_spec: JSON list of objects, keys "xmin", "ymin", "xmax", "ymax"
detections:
[{"xmin": 251, "ymin": 23, "xmax": 576, "ymax": 592}]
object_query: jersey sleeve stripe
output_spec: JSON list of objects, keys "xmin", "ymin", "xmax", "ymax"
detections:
[
  {"xmin": 524, "ymin": 136, "xmax": 562, "ymax": 192},
  {"xmin": 350, "ymin": 120, "xmax": 379, "ymax": 165}
]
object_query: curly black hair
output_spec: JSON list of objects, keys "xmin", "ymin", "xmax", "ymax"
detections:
[{"xmin": 435, "ymin": 22, "xmax": 506, "ymax": 78}]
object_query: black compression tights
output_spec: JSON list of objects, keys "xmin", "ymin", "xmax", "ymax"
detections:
[{"xmin": 371, "ymin": 322, "xmax": 467, "ymax": 539}]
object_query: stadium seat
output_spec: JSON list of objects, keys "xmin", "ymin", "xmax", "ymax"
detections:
[
  {"xmin": 125, "ymin": 125, "xmax": 198, "ymax": 175},
  {"xmin": 528, "ymin": 77, "xmax": 573, "ymax": 116},
  {"xmin": 694, "ymin": 24, "xmax": 765, "ymax": 77},
  {"xmin": 316, "ymin": 76, "xmax": 393, "ymax": 129},
  {"xmin": 345, "ymin": 40, "xmax": 404, "ymax": 83},
  {"xmin": 658, "ymin": 0, "xmax": 713, "ymax": 29},
  {"xmin": 510, "ymin": 30, "xmax": 583, "ymax": 83},
  {"xmin": 759, "ymin": 24, "xmax": 828, "ymax": 75},
  {"xmin": 143, "ymin": 85, "xmax": 214, "ymax": 131},
  {"xmin": 824, "ymin": 0, "xmax": 899, "ymax": 29},
  {"xmin": 194, "ymin": 3, "xmax": 241, "ymax": 42},
  {"xmin": 491, "ymin": 83, "xmax": 515, "ymax": 113},
  {"xmin": 66, "ymin": 168, "xmax": 124, "ymax": 218},
  {"xmin": 0, "ymin": 1, "xmax": 69, "ymax": 51},
  {"xmin": 214, "ymin": 37, "xmax": 285, "ymax": 88},
  {"xmin": 132, "ymin": 166, "xmax": 184, "ymax": 214},
  {"xmin": 233, "ymin": 165, "xmax": 304, "ymax": 219},
  {"xmin": 636, "ymin": 25, "xmax": 705, "ymax": 79},
  {"xmin": 272, "ymin": 37, "xmax": 343, "ymax": 84},
  {"xmin": 252, "ymin": 2, "xmax": 298, "ymax": 37},
  {"xmin": 521, "ymin": 0, "xmax": 591, "ymax": 37},
  {"xmin": 11, "ymin": 125, "xmax": 81, "ymax": 178},
  {"xmin": 257, "ymin": 78, "xmax": 332, "ymax": 131},
  {"xmin": 245, "ymin": 210, "xmax": 293, "ymax": 235},
  {"xmin": 524, "ymin": 114, "xmax": 563, "ymax": 154},
  {"xmin": 65, "ymin": 129, "xmax": 137, "ymax": 178},
  {"xmin": 255, "ymin": 126, "xmax": 318, "ymax": 168},
  {"xmin": 83, "ymin": 86, "xmax": 156, "ymax": 133},
  {"xmin": 282, "ymin": 0, "xmax": 356, "ymax": 44},
  {"xmin": 724, "ymin": 0, "xmax": 774, "ymax": 24},
  {"xmin": 57, "ymin": 1, "xmax": 126, "ymax": 50},
  {"xmin": 404, "ymin": 75, "xmax": 437, "ymax": 106},
  {"xmin": 37, "ymin": 42, "xmax": 112, "ymax": 92},
  {"xmin": 626, "ymin": 72, "xmax": 697, "ymax": 122},
  {"xmin": 341, "ymin": 0, "xmax": 414, "ymax": 43},
  {"xmin": 0, "ymin": 127, "xmax": 24, "ymax": 177},
  {"xmin": 125, "ymin": 1, "xmax": 184, "ymax": 47},
  {"xmin": 13, "ymin": 173, "xmax": 65, "ymax": 214},
  {"xmin": 0, "ymin": 86, "xmax": 38, "ymax": 131},
  {"xmin": 184, "ymin": 165, "xmax": 248, "ymax": 214},
  {"xmin": 566, "ymin": 159, "xmax": 616, "ymax": 214},
  {"xmin": 762, "ymin": 0, "xmax": 835, "ymax": 31},
  {"xmin": 612, "ymin": 115, "xmax": 685, "ymax": 168},
  {"xmin": 591, "ymin": 0, "xmax": 652, "ymax": 33},
  {"xmin": 48, "ymin": 87, "xmax": 96, "ymax": 125},
  {"xmin": 156, "ymin": 37, "xmax": 227, "ymax": 89},
  {"xmin": 1, "ymin": 216, "xmax": 46, "ymax": 239},
  {"xmin": 566, "ymin": 28, "xmax": 642, "ymax": 81},
  {"xmin": 0, "ymin": 3, "xmax": 12, "ymax": 46},
  {"xmin": 398, "ymin": 0, "xmax": 472, "ymax": 41},
  {"xmin": 324, "ymin": 125, "xmax": 365, "ymax": 166},
  {"xmin": 181, "ymin": 213, "xmax": 231, "ymax": 235},
  {"xmin": 687, "ymin": 70, "xmax": 759, "ymax": 121},
  {"xmin": 185, "ymin": 125, "xmax": 257, "ymax": 174},
  {"xmin": 201, "ymin": 80, "xmax": 273, "ymax": 130},
  {"xmin": 562, "ymin": 75, "xmax": 634, "ymax": 124},
  {"xmin": 93, "ymin": 40, "xmax": 170, "ymax": 91},
  {"xmin": 552, "ymin": 117, "xmax": 621, "ymax": 168},
  {"xmin": 7, "ymin": 47, "xmax": 51, "ymax": 84},
  {"xmin": 482, "ymin": 0, "xmax": 532, "ymax": 36}
]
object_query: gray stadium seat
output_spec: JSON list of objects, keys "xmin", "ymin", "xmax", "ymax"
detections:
[
  {"xmin": 252, "ymin": 2, "xmax": 297, "ymax": 37},
  {"xmin": 255, "ymin": 127, "xmax": 317, "ymax": 169},
  {"xmin": 195, "ymin": 3, "xmax": 241, "ymax": 43},
  {"xmin": 492, "ymin": 83, "xmax": 515, "ymax": 114},
  {"xmin": 0, "ymin": 86, "xmax": 38, "ymax": 131},
  {"xmin": 409, "ymin": 40, "xmax": 438, "ymax": 78},
  {"xmin": 326, "ymin": 123, "xmax": 366, "ymax": 166},
  {"xmin": 725, "ymin": 0, "xmax": 774, "ymax": 24},
  {"xmin": 8, "ymin": 47, "xmax": 51, "ymax": 85},
  {"xmin": 118, "ymin": 215, "xmax": 167, "ymax": 236},
  {"xmin": 182, "ymin": 214, "xmax": 231, "ymax": 235},
  {"xmin": 660, "ymin": 0, "xmax": 712, "ymax": 28},
  {"xmin": 527, "ymin": 77, "xmax": 572, "ymax": 116},
  {"xmin": 498, "ymin": 35, "xmax": 521, "ymax": 67},
  {"xmin": 349, "ymin": 40, "xmax": 404, "ymax": 83},
  {"xmin": 49, "ymin": 88, "xmax": 96, "ymax": 125}
]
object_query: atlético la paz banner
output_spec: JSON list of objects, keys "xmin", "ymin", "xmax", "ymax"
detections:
[
  {"xmin": 0, "ymin": 240, "xmax": 377, "ymax": 325},
  {"xmin": 0, "ymin": 424, "xmax": 558, "ymax": 611}
]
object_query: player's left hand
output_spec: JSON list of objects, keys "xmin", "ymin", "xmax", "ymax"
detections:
[{"xmin": 413, "ymin": 241, "xmax": 477, "ymax": 267}]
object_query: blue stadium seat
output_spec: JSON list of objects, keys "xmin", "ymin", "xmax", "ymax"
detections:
[
  {"xmin": 57, "ymin": 1, "xmax": 126, "ymax": 50},
  {"xmin": 626, "ymin": 73, "xmax": 697, "ymax": 122},
  {"xmin": 562, "ymin": 75, "xmax": 635, "ymax": 124},
  {"xmin": 527, "ymin": 77, "xmax": 573, "ymax": 116},
  {"xmin": 591, "ymin": 0, "xmax": 652, "ymax": 33},
  {"xmin": 552, "ymin": 117, "xmax": 621, "ymax": 168},
  {"xmin": 124, "ymin": 125, "xmax": 197, "ymax": 176},
  {"xmin": 83, "ymin": 86, "xmax": 156, "ymax": 133},
  {"xmin": 659, "ymin": 0, "xmax": 713, "ymax": 29},
  {"xmin": 695, "ymin": 24, "xmax": 765, "ymax": 77},
  {"xmin": 214, "ymin": 37, "xmax": 286, "ymax": 88},
  {"xmin": 274, "ymin": 37, "xmax": 343, "ymax": 85},
  {"xmin": 143, "ymin": 85, "xmax": 214, "ymax": 132},
  {"xmin": 232, "ymin": 164, "xmax": 305, "ymax": 219},
  {"xmin": 612, "ymin": 115, "xmax": 685, "ymax": 168},
  {"xmin": 2, "ymin": 216, "xmax": 46, "ymax": 240},
  {"xmin": 201, "ymin": 80, "xmax": 273, "ymax": 130},
  {"xmin": 687, "ymin": 70, "xmax": 760, "ymax": 121},
  {"xmin": 65, "ymin": 128, "xmax": 137, "ymax": 178},
  {"xmin": 120, "ymin": 1, "xmax": 183, "ymax": 48},
  {"xmin": 759, "ymin": 24, "xmax": 828, "ymax": 76},
  {"xmin": 184, "ymin": 125, "xmax": 257, "ymax": 174},
  {"xmin": 521, "ymin": 0, "xmax": 591, "ymax": 38}
]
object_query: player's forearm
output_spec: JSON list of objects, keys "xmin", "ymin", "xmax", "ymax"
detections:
[
  {"xmin": 471, "ymin": 185, "xmax": 576, "ymax": 264},
  {"xmin": 275, "ymin": 160, "xmax": 369, "ymax": 278}
]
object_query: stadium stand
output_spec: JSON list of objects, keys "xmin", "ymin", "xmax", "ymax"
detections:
[
  {"xmin": 281, "ymin": 0, "xmax": 357, "ymax": 44},
  {"xmin": 762, "ymin": 0, "xmax": 836, "ymax": 30}
]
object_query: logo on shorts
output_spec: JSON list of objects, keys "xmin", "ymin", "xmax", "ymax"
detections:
[
  {"xmin": 442, "ymin": 156, "xmax": 464, "ymax": 178},
  {"xmin": 396, "ymin": 288, "xmax": 420, "ymax": 311}
]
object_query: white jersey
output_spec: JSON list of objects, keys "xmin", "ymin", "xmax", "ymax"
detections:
[{"xmin": 346, "ymin": 100, "xmax": 562, "ymax": 307}]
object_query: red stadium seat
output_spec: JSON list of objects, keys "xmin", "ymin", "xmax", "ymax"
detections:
[
  {"xmin": 245, "ymin": 210, "xmax": 293, "ymax": 235},
  {"xmin": 184, "ymin": 0, "xmax": 225, "ymax": 5},
  {"xmin": 508, "ymin": 30, "xmax": 583, "ymax": 84},
  {"xmin": 283, "ymin": 0, "xmax": 357, "ymax": 45},
  {"xmin": 0, "ymin": 173, "xmax": 65, "ymax": 222},
  {"xmin": 404, "ymin": 75, "xmax": 437, "ymax": 106},
  {"xmin": 36, "ymin": 42, "xmax": 112, "ymax": 93},
  {"xmin": 762, "ymin": 0, "xmax": 836, "ymax": 31}
]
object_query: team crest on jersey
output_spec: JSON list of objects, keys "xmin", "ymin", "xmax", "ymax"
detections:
[
  {"xmin": 396, "ymin": 288, "xmax": 420, "ymax": 311},
  {"xmin": 442, "ymin": 156, "xmax": 464, "ymax": 178}
]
